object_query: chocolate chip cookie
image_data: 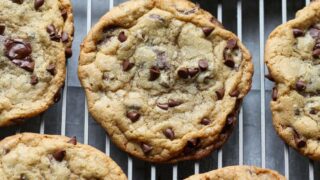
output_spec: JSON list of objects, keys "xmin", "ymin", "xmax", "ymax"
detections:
[
  {"xmin": 79, "ymin": 0, "xmax": 253, "ymax": 163},
  {"xmin": 185, "ymin": 166, "xmax": 285, "ymax": 180},
  {"xmin": 0, "ymin": 0, "xmax": 74, "ymax": 126},
  {"xmin": 265, "ymin": 1, "xmax": 320, "ymax": 160},
  {"xmin": 0, "ymin": 133, "xmax": 127, "ymax": 179}
]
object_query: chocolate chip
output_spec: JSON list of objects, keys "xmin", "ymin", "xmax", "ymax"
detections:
[
  {"xmin": 184, "ymin": 138, "xmax": 200, "ymax": 154},
  {"xmin": 34, "ymin": 0, "xmax": 44, "ymax": 10},
  {"xmin": 229, "ymin": 89, "xmax": 240, "ymax": 97},
  {"xmin": 163, "ymin": 128, "xmax": 175, "ymax": 140},
  {"xmin": 149, "ymin": 66, "xmax": 160, "ymax": 81},
  {"xmin": 309, "ymin": 28, "xmax": 320, "ymax": 39},
  {"xmin": 30, "ymin": 75, "xmax": 38, "ymax": 85},
  {"xmin": 65, "ymin": 47, "xmax": 72, "ymax": 58},
  {"xmin": 52, "ymin": 149, "xmax": 66, "ymax": 162},
  {"xmin": 141, "ymin": 143, "xmax": 152, "ymax": 154},
  {"xmin": 0, "ymin": 25, "xmax": 5, "ymax": 35},
  {"xmin": 46, "ymin": 24, "xmax": 56, "ymax": 36},
  {"xmin": 224, "ymin": 59, "xmax": 235, "ymax": 68},
  {"xmin": 46, "ymin": 64, "xmax": 56, "ymax": 75},
  {"xmin": 149, "ymin": 14, "xmax": 164, "ymax": 22},
  {"xmin": 12, "ymin": 0, "xmax": 23, "ymax": 4},
  {"xmin": 215, "ymin": 88, "xmax": 225, "ymax": 100},
  {"xmin": 67, "ymin": 136, "xmax": 77, "ymax": 145},
  {"xmin": 200, "ymin": 118, "xmax": 211, "ymax": 125},
  {"xmin": 272, "ymin": 87, "xmax": 278, "ymax": 101},
  {"xmin": 126, "ymin": 111, "xmax": 140, "ymax": 122},
  {"xmin": 293, "ymin": 130, "xmax": 306, "ymax": 148},
  {"xmin": 5, "ymin": 39, "xmax": 32, "ymax": 60},
  {"xmin": 188, "ymin": 67, "xmax": 199, "ymax": 77},
  {"xmin": 157, "ymin": 103, "xmax": 168, "ymax": 110},
  {"xmin": 295, "ymin": 80, "xmax": 306, "ymax": 91},
  {"xmin": 292, "ymin": 28, "xmax": 304, "ymax": 37},
  {"xmin": 226, "ymin": 39, "xmax": 237, "ymax": 49},
  {"xmin": 20, "ymin": 174, "xmax": 27, "ymax": 180},
  {"xmin": 154, "ymin": 50, "xmax": 169, "ymax": 70},
  {"xmin": 122, "ymin": 60, "xmax": 134, "ymax": 71},
  {"xmin": 177, "ymin": 68, "xmax": 189, "ymax": 79},
  {"xmin": 54, "ymin": 90, "xmax": 61, "ymax": 103},
  {"xmin": 61, "ymin": 9, "xmax": 68, "ymax": 21},
  {"xmin": 265, "ymin": 74, "xmax": 275, "ymax": 82},
  {"xmin": 294, "ymin": 109, "xmax": 300, "ymax": 115},
  {"xmin": 313, "ymin": 49, "xmax": 320, "ymax": 58},
  {"xmin": 310, "ymin": 108, "xmax": 317, "ymax": 115},
  {"xmin": 227, "ymin": 115, "xmax": 236, "ymax": 126},
  {"xmin": 61, "ymin": 32, "xmax": 68, "ymax": 43},
  {"xmin": 118, "ymin": 31, "xmax": 127, "ymax": 42},
  {"xmin": 168, "ymin": 99, "xmax": 182, "ymax": 107},
  {"xmin": 198, "ymin": 59, "xmax": 208, "ymax": 71},
  {"xmin": 12, "ymin": 59, "xmax": 35, "ymax": 72},
  {"xmin": 202, "ymin": 27, "xmax": 214, "ymax": 36}
]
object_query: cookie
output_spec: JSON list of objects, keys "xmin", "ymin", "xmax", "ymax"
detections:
[
  {"xmin": 0, "ymin": 133, "xmax": 127, "ymax": 179},
  {"xmin": 78, "ymin": 0, "xmax": 253, "ymax": 163},
  {"xmin": 0, "ymin": 0, "xmax": 74, "ymax": 126},
  {"xmin": 185, "ymin": 166, "xmax": 285, "ymax": 180},
  {"xmin": 265, "ymin": 1, "xmax": 320, "ymax": 160}
]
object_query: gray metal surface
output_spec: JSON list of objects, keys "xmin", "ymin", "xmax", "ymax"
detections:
[{"xmin": 0, "ymin": 0, "xmax": 318, "ymax": 179}]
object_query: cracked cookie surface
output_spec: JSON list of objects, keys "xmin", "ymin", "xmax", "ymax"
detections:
[
  {"xmin": 265, "ymin": 1, "xmax": 320, "ymax": 160},
  {"xmin": 0, "ymin": 133, "xmax": 127, "ymax": 180},
  {"xmin": 0, "ymin": 0, "xmax": 73, "ymax": 126},
  {"xmin": 185, "ymin": 166, "xmax": 285, "ymax": 180},
  {"xmin": 79, "ymin": 0, "xmax": 253, "ymax": 163}
]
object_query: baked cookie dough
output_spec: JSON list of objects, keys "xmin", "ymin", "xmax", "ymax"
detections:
[
  {"xmin": 79, "ymin": 0, "xmax": 253, "ymax": 163},
  {"xmin": 265, "ymin": 1, "xmax": 320, "ymax": 160},
  {"xmin": 0, "ymin": 0, "xmax": 73, "ymax": 126},
  {"xmin": 185, "ymin": 166, "xmax": 285, "ymax": 180},
  {"xmin": 0, "ymin": 133, "xmax": 127, "ymax": 180}
]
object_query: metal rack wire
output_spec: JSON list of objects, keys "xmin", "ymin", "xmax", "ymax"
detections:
[{"xmin": 2, "ymin": 0, "xmax": 319, "ymax": 180}]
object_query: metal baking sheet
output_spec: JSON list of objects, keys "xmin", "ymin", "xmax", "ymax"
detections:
[{"xmin": 0, "ymin": 0, "xmax": 318, "ymax": 180}]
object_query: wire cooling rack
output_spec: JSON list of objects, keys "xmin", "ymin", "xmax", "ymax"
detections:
[{"xmin": 0, "ymin": 0, "xmax": 319, "ymax": 179}]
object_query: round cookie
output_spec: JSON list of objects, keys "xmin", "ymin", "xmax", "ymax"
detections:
[
  {"xmin": 185, "ymin": 166, "xmax": 285, "ymax": 180},
  {"xmin": 0, "ymin": 0, "xmax": 74, "ymax": 126},
  {"xmin": 0, "ymin": 133, "xmax": 127, "ymax": 179},
  {"xmin": 265, "ymin": 1, "xmax": 320, "ymax": 160},
  {"xmin": 79, "ymin": 0, "xmax": 253, "ymax": 163}
]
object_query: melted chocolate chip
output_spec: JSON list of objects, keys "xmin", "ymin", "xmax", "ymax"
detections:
[
  {"xmin": 0, "ymin": 25, "xmax": 5, "ymax": 35},
  {"xmin": 5, "ymin": 39, "xmax": 32, "ymax": 60},
  {"xmin": 126, "ymin": 111, "xmax": 140, "ymax": 122},
  {"xmin": 313, "ymin": 49, "xmax": 320, "ymax": 58},
  {"xmin": 61, "ymin": 32, "xmax": 68, "ymax": 43},
  {"xmin": 154, "ymin": 50, "xmax": 169, "ymax": 70},
  {"xmin": 118, "ymin": 31, "xmax": 127, "ymax": 42},
  {"xmin": 198, "ymin": 59, "xmax": 208, "ymax": 71},
  {"xmin": 157, "ymin": 103, "xmax": 169, "ymax": 110},
  {"xmin": 272, "ymin": 87, "xmax": 278, "ymax": 101},
  {"xmin": 149, "ymin": 66, "xmax": 160, "ymax": 81},
  {"xmin": 292, "ymin": 28, "xmax": 304, "ymax": 38},
  {"xmin": 141, "ymin": 143, "xmax": 153, "ymax": 154},
  {"xmin": 293, "ymin": 130, "xmax": 306, "ymax": 148},
  {"xmin": 295, "ymin": 80, "xmax": 306, "ymax": 91},
  {"xmin": 265, "ymin": 74, "xmax": 275, "ymax": 82},
  {"xmin": 177, "ymin": 68, "xmax": 189, "ymax": 79},
  {"xmin": 215, "ymin": 88, "xmax": 225, "ymax": 100},
  {"xmin": 163, "ymin": 128, "xmax": 175, "ymax": 140},
  {"xmin": 229, "ymin": 89, "xmax": 240, "ymax": 97},
  {"xmin": 61, "ymin": 9, "xmax": 68, "ymax": 21},
  {"xmin": 168, "ymin": 99, "xmax": 182, "ymax": 107},
  {"xmin": 12, "ymin": 0, "xmax": 23, "ymax": 4},
  {"xmin": 46, "ymin": 64, "xmax": 56, "ymax": 75},
  {"xmin": 20, "ymin": 174, "xmax": 27, "ymax": 180},
  {"xmin": 52, "ymin": 149, "xmax": 66, "ymax": 162},
  {"xmin": 122, "ymin": 60, "xmax": 134, "ymax": 71},
  {"xmin": 46, "ymin": 25, "xmax": 60, "ymax": 41},
  {"xmin": 34, "ymin": 0, "xmax": 44, "ymax": 10},
  {"xmin": 30, "ymin": 75, "xmax": 38, "ymax": 85},
  {"xmin": 68, "ymin": 136, "xmax": 77, "ymax": 145},
  {"xmin": 224, "ymin": 59, "xmax": 235, "ymax": 68},
  {"xmin": 188, "ymin": 68, "xmax": 199, "ymax": 77},
  {"xmin": 12, "ymin": 59, "xmax": 35, "ymax": 72},
  {"xmin": 65, "ymin": 47, "xmax": 72, "ymax": 58},
  {"xmin": 200, "ymin": 118, "xmax": 211, "ymax": 125},
  {"xmin": 226, "ymin": 39, "xmax": 237, "ymax": 49},
  {"xmin": 202, "ymin": 27, "xmax": 214, "ymax": 36}
]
